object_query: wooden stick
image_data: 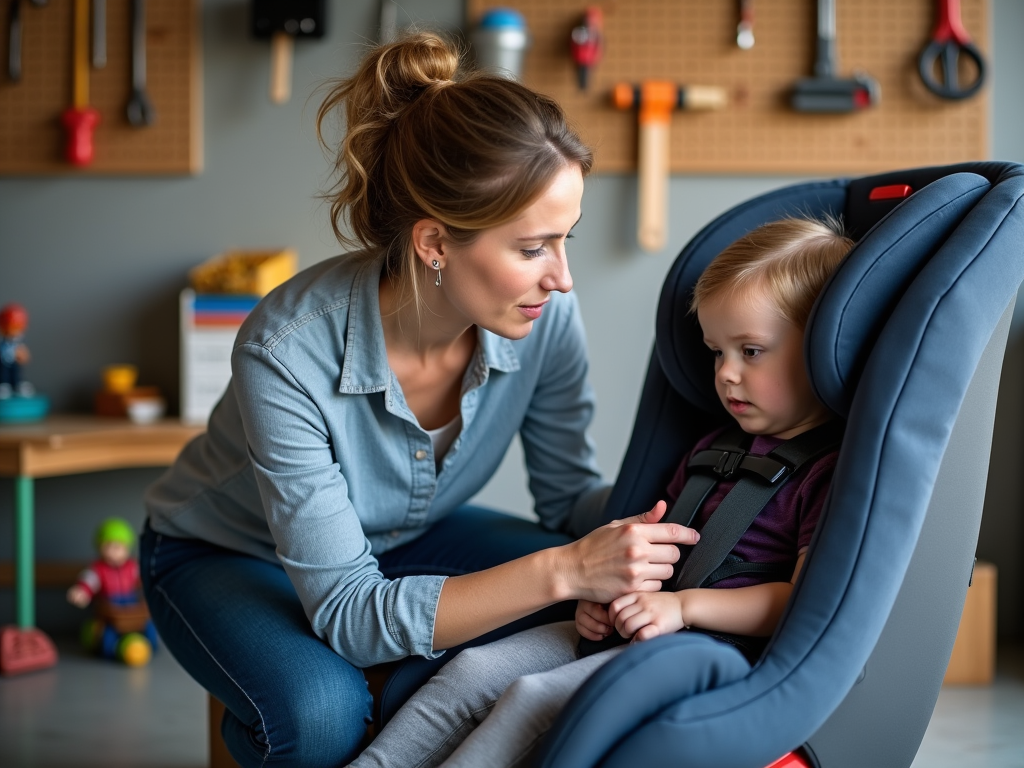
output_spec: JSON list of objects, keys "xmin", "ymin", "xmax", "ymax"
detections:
[
  {"xmin": 269, "ymin": 32, "xmax": 293, "ymax": 104},
  {"xmin": 73, "ymin": 0, "xmax": 90, "ymax": 108}
]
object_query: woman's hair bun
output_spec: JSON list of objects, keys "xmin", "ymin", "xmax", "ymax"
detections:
[{"xmin": 350, "ymin": 32, "xmax": 460, "ymax": 124}]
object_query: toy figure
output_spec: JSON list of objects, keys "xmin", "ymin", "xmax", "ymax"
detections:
[
  {"xmin": 0, "ymin": 302, "xmax": 49, "ymax": 423},
  {"xmin": 67, "ymin": 518, "xmax": 158, "ymax": 666},
  {"xmin": 0, "ymin": 303, "xmax": 33, "ymax": 397}
]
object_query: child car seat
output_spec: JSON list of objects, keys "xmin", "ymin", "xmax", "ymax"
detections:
[{"xmin": 531, "ymin": 161, "xmax": 1024, "ymax": 768}]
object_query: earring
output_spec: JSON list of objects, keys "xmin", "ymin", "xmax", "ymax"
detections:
[{"xmin": 432, "ymin": 259, "xmax": 442, "ymax": 287}]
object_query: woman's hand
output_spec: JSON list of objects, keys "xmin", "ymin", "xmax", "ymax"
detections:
[
  {"xmin": 556, "ymin": 501, "xmax": 699, "ymax": 604},
  {"xmin": 575, "ymin": 600, "xmax": 612, "ymax": 641},
  {"xmin": 608, "ymin": 590, "xmax": 688, "ymax": 643}
]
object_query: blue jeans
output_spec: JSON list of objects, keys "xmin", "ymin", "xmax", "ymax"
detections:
[{"xmin": 140, "ymin": 506, "xmax": 574, "ymax": 767}]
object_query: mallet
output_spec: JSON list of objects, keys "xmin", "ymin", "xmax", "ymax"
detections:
[
  {"xmin": 790, "ymin": 0, "xmax": 878, "ymax": 113},
  {"xmin": 614, "ymin": 82, "xmax": 727, "ymax": 253}
]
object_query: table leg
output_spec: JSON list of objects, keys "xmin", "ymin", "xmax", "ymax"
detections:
[
  {"xmin": 15, "ymin": 474, "xmax": 34, "ymax": 628},
  {"xmin": 0, "ymin": 475, "xmax": 58, "ymax": 675}
]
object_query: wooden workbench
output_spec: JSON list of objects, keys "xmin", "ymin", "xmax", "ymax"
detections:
[{"xmin": 0, "ymin": 415, "xmax": 202, "ymax": 673}]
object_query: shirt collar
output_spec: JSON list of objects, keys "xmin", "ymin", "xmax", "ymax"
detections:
[{"xmin": 339, "ymin": 258, "xmax": 520, "ymax": 395}]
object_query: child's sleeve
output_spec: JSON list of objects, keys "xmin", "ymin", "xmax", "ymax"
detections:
[
  {"xmin": 73, "ymin": 564, "xmax": 101, "ymax": 600},
  {"xmin": 796, "ymin": 452, "xmax": 840, "ymax": 552}
]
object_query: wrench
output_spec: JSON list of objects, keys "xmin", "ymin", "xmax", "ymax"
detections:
[
  {"xmin": 126, "ymin": 0, "xmax": 155, "ymax": 126},
  {"xmin": 92, "ymin": 0, "xmax": 105, "ymax": 68},
  {"xmin": 7, "ymin": 0, "xmax": 21, "ymax": 82}
]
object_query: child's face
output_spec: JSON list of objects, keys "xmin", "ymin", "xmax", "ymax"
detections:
[
  {"xmin": 99, "ymin": 540, "xmax": 130, "ymax": 568},
  {"xmin": 698, "ymin": 288, "xmax": 831, "ymax": 440}
]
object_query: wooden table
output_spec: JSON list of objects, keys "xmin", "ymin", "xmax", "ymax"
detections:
[{"xmin": 0, "ymin": 415, "xmax": 203, "ymax": 674}]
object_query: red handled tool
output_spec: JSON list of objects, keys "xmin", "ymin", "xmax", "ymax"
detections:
[
  {"xmin": 918, "ymin": 0, "xmax": 985, "ymax": 100},
  {"xmin": 569, "ymin": 7, "xmax": 603, "ymax": 92},
  {"xmin": 61, "ymin": 0, "xmax": 99, "ymax": 166}
]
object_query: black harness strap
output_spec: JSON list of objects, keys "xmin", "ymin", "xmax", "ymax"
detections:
[
  {"xmin": 662, "ymin": 426, "xmax": 754, "ymax": 586},
  {"xmin": 703, "ymin": 554, "xmax": 796, "ymax": 587},
  {"xmin": 668, "ymin": 419, "xmax": 844, "ymax": 592}
]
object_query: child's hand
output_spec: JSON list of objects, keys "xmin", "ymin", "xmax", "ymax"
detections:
[
  {"xmin": 575, "ymin": 600, "xmax": 613, "ymax": 641},
  {"xmin": 66, "ymin": 584, "xmax": 91, "ymax": 608},
  {"xmin": 608, "ymin": 591, "xmax": 687, "ymax": 643}
]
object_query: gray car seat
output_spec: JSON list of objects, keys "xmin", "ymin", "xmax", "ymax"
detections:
[{"xmin": 533, "ymin": 162, "xmax": 1024, "ymax": 768}]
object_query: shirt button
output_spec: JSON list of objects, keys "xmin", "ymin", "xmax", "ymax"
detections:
[{"xmin": 414, "ymin": 449, "xmax": 428, "ymax": 460}]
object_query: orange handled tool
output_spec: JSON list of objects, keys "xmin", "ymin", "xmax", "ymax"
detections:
[
  {"xmin": 61, "ymin": 0, "xmax": 100, "ymax": 166},
  {"xmin": 614, "ymin": 81, "xmax": 727, "ymax": 252}
]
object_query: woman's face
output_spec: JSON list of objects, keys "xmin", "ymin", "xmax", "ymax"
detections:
[{"xmin": 437, "ymin": 164, "xmax": 583, "ymax": 340}]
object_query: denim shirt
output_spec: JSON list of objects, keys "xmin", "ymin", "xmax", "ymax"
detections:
[{"xmin": 145, "ymin": 254, "xmax": 609, "ymax": 667}]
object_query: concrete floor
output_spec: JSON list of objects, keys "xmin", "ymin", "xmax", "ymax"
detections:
[{"xmin": 1, "ymin": 636, "xmax": 1022, "ymax": 768}]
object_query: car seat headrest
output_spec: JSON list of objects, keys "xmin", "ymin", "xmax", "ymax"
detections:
[
  {"xmin": 656, "ymin": 180, "xmax": 848, "ymax": 415},
  {"xmin": 655, "ymin": 172, "xmax": 991, "ymax": 418},
  {"xmin": 807, "ymin": 172, "xmax": 990, "ymax": 415}
]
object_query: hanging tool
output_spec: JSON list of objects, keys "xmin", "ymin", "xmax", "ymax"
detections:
[
  {"xmin": 61, "ymin": 0, "xmax": 100, "ymax": 165},
  {"xmin": 569, "ymin": 7, "xmax": 603, "ymax": 91},
  {"xmin": 125, "ymin": 0, "xmax": 155, "ymax": 126},
  {"xmin": 613, "ymin": 81, "xmax": 727, "ymax": 253},
  {"xmin": 736, "ymin": 0, "xmax": 754, "ymax": 50},
  {"xmin": 918, "ymin": 0, "xmax": 985, "ymax": 100},
  {"xmin": 791, "ymin": 0, "xmax": 878, "ymax": 113},
  {"xmin": 7, "ymin": 0, "xmax": 21, "ymax": 81},
  {"xmin": 251, "ymin": 0, "xmax": 326, "ymax": 104},
  {"xmin": 92, "ymin": 0, "xmax": 106, "ymax": 68}
]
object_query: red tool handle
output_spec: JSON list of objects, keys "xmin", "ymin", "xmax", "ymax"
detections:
[
  {"xmin": 570, "ymin": 7, "xmax": 603, "ymax": 90},
  {"xmin": 932, "ymin": 0, "xmax": 971, "ymax": 44},
  {"xmin": 570, "ymin": 8, "xmax": 603, "ymax": 67},
  {"xmin": 61, "ymin": 107, "xmax": 101, "ymax": 166}
]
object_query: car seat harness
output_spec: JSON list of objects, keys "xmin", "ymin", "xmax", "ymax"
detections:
[{"xmin": 579, "ymin": 419, "xmax": 844, "ymax": 660}]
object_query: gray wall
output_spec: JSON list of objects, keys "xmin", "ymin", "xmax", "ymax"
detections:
[{"xmin": 2, "ymin": 0, "xmax": 1021, "ymax": 640}]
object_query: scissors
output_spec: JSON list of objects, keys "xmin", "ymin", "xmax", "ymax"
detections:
[{"xmin": 918, "ymin": 0, "xmax": 986, "ymax": 100}]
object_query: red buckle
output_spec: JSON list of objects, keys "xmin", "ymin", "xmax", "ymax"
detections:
[
  {"xmin": 764, "ymin": 750, "xmax": 813, "ymax": 768},
  {"xmin": 869, "ymin": 184, "xmax": 913, "ymax": 201}
]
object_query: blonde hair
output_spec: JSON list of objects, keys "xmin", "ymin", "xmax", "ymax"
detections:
[
  {"xmin": 316, "ymin": 31, "xmax": 593, "ymax": 313},
  {"xmin": 690, "ymin": 216, "xmax": 854, "ymax": 328}
]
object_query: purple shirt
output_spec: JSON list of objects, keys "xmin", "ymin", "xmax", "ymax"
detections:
[{"xmin": 665, "ymin": 428, "xmax": 837, "ymax": 589}]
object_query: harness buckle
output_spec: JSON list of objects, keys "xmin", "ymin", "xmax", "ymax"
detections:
[{"xmin": 714, "ymin": 451, "xmax": 744, "ymax": 478}]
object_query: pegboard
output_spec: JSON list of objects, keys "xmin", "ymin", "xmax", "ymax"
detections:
[
  {"xmin": 0, "ymin": 0, "xmax": 201, "ymax": 175},
  {"xmin": 467, "ymin": 0, "xmax": 989, "ymax": 174}
]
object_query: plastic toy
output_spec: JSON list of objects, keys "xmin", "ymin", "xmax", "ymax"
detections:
[
  {"xmin": 94, "ymin": 363, "xmax": 167, "ymax": 423},
  {"xmin": 67, "ymin": 518, "xmax": 158, "ymax": 666},
  {"xmin": 0, "ymin": 302, "xmax": 49, "ymax": 423}
]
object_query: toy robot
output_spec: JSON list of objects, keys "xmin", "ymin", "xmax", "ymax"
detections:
[{"xmin": 67, "ymin": 518, "xmax": 159, "ymax": 666}]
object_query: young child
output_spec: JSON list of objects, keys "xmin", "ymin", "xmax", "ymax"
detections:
[{"xmin": 350, "ymin": 216, "xmax": 855, "ymax": 768}]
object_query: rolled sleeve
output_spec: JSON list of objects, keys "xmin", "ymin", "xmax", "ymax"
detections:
[{"xmin": 233, "ymin": 341, "xmax": 445, "ymax": 667}]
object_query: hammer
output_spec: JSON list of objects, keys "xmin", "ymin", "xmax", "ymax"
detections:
[{"xmin": 614, "ymin": 82, "xmax": 727, "ymax": 252}]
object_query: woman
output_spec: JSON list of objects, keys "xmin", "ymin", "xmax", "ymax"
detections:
[{"xmin": 141, "ymin": 32, "xmax": 696, "ymax": 767}]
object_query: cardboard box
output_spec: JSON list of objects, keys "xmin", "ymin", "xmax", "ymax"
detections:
[
  {"xmin": 189, "ymin": 248, "xmax": 297, "ymax": 296},
  {"xmin": 943, "ymin": 560, "xmax": 997, "ymax": 685}
]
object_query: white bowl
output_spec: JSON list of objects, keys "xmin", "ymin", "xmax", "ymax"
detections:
[{"xmin": 127, "ymin": 398, "xmax": 166, "ymax": 424}]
